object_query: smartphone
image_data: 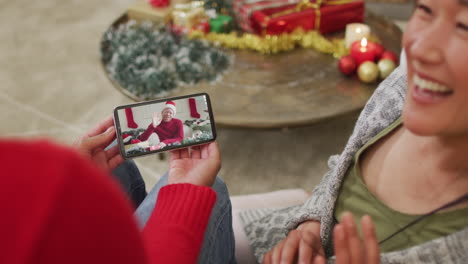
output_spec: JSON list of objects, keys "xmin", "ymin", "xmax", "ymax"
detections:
[{"xmin": 113, "ymin": 93, "xmax": 217, "ymax": 159}]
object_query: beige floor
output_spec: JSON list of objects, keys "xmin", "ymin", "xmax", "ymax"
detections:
[
  {"xmin": 0, "ymin": 0, "xmax": 167, "ymax": 187},
  {"xmin": 0, "ymin": 0, "xmax": 408, "ymax": 195}
]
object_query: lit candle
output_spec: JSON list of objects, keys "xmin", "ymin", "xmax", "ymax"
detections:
[
  {"xmin": 350, "ymin": 38, "xmax": 376, "ymax": 66},
  {"xmin": 345, "ymin": 23, "xmax": 371, "ymax": 48}
]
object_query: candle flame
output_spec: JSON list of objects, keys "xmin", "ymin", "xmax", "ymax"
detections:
[{"xmin": 361, "ymin": 38, "xmax": 368, "ymax": 47}]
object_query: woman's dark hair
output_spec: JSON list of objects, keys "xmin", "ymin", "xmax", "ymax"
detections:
[{"xmin": 414, "ymin": 0, "xmax": 468, "ymax": 8}]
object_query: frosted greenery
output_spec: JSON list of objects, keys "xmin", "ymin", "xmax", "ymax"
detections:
[{"xmin": 101, "ymin": 21, "xmax": 230, "ymax": 99}]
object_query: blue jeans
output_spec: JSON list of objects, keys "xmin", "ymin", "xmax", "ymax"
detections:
[
  {"xmin": 112, "ymin": 160, "xmax": 147, "ymax": 208},
  {"xmin": 135, "ymin": 173, "xmax": 236, "ymax": 264}
]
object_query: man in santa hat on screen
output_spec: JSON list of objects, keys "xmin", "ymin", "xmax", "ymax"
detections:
[{"xmin": 138, "ymin": 101, "xmax": 184, "ymax": 150}]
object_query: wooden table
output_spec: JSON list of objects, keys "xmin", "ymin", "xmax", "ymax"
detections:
[{"xmin": 102, "ymin": 12, "xmax": 402, "ymax": 128}]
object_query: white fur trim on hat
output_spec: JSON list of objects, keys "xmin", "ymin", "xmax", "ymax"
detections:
[{"xmin": 163, "ymin": 101, "xmax": 176, "ymax": 115}]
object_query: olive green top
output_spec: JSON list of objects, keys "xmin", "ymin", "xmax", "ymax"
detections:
[{"xmin": 334, "ymin": 118, "xmax": 468, "ymax": 253}]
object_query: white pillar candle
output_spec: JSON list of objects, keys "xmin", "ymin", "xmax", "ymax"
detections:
[{"xmin": 345, "ymin": 23, "xmax": 371, "ymax": 48}]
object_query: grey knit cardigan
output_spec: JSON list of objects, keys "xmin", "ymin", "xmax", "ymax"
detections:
[{"xmin": 240, "ymin": 66, "xmax": 468, "ymax": 263}]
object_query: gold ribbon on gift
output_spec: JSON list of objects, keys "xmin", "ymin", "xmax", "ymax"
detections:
[
  {"xmin": 187, "ymin": 0, "xmax": 377, "ymax": 56},
  {"xmin": 189, "ymin": 28, "xmax": 349, "ymax": 57},
  {"xmin": 264, "ymin": 0, "xmax": 353, "ymax": 31}
]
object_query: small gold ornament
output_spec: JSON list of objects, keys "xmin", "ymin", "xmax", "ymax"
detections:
[
  {"xmin": 171, "ymin": 1, "xmax": 206, "ymax": 28},
  {"xmin": 378, "ymin": 59, "xmax": 396, "ymax": 79},
  {"xmin": 357, "ymin": 61, "xmax": 379, "ymax": 83}
]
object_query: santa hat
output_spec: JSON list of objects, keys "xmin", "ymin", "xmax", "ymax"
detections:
[{"xmin": 163, "ymin": 101, "xmax": 176, "ymax": 115}]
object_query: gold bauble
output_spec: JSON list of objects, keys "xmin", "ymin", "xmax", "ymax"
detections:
[
  {"xmin": 378, "ymin": 59, "xmax": 396, "ymax": 79},
  {"xmin": 357, "ymin": 61, "xmax": 379, "ymax": 83}
]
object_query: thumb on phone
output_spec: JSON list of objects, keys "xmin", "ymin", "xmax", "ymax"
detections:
[{"xmin": 83, "ymin": 126, "xmax": 116, "ymax": 150}]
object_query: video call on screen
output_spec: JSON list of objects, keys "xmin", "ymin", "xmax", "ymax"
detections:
[{"xmin": 117, "ymin": 94, "xmax": 214, "ymax": 157}]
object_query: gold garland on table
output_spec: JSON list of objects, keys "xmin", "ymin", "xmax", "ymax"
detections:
[{"xmin": 189, "ymin": 28, "xmax": 349, "ymax": 57}]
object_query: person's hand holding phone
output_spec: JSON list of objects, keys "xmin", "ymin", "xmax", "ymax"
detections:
[
  {"xmin": 152, "ymin": 112, "xmax": 162, "ymax": 127},
  {"xmin": 73, "ymin": 116, "xmax": 124, "ymax": 172},
  {"xmin": 168, "ymin": 142, "xmax": 221, "ymax": 187},
  {"xmin": 114, "ymin": 93, "xmax": 217, "ymax": 159}
]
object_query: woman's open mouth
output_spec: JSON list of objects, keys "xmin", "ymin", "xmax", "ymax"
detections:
[{"xmin": 412, "ymin": 74, "xmax": 453, "ymax": 103}]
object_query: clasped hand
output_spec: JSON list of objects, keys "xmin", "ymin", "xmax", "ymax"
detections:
[
  {"xmin": 263, "ymin": 212, "xmax": 380, "ymax": 264},
  {"xmin": 263, "ymin": 220, "xmax": 323, "ymax": 264}
]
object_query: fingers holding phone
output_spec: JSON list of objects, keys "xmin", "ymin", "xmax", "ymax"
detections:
[
  {"xmin": 168, "ymin": 142, "xmax": 221, "ymax": 187},
  {"xmin": 113, "ymin": 93, "xmax": 217, "ymax": 159},
  {"xmin": 73, "ymin": 115, "xmax": 124, "ymax": 172},
  {"xmin": 113, "ymin": 93, "xmax": 220, "ymax": 186}
]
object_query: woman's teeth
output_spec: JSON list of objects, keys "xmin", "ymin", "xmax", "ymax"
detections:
[{"xmin": 413, "ymin": 75, "xmax": 451, "ymax": 93}]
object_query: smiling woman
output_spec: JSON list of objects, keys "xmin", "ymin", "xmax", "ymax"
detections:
[
  {"xmin": 403, "ymin": 0, "xmax": 468, "ymax": 137},
  {"xmin": 239, "ymin": 0, "xmax": 468, "ymax": 263}
]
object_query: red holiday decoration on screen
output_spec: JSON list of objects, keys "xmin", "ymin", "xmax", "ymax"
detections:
[
  {"xmin": 125, "ymin": 108, "xmax": 139, "ymax": 129},
  {"xmin": 188, "ymin": 98, "xmax": 201, "ymax": 118}
]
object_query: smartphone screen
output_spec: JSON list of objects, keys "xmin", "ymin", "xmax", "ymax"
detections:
[{"xmin": 113, "ymin": 93, "xmax": 216, "ymax": 159}]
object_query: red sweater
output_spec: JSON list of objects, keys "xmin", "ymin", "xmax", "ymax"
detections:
[
  {"xmin": 138, "ymin": 119, "xmax": 184, "ymax": 145},
  {"xmin": 0, "ymin": 140, "xmax": 216, "ymax": 264}
]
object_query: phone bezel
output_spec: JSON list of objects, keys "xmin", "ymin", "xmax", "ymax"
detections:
[{"xmin": 113, "ymin": 93, "xmax": 217, "ymax": 159}]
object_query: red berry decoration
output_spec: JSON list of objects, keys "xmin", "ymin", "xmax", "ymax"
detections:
[
  {"xmin": 338, "ymin": 55, "xmax": 357, "ymax": 76},
  {"xmin": 368, "ymin": 42, "xmax": 385, "ymax": 61},
  {"xmin": 381, "ymin": 51, "xmax": 398, "ymax": 64}
]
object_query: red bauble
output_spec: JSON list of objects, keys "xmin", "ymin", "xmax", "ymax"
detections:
[
  {"xmin": 338, "ymin": 55, "xmax": 357, "ymax": 76},
  {"xmin": 381, "ymin": 51, "xmax": 398, "ymax": 64},
  {"xmin": 368, "ymin": 42, "xmax": 385, "ymax": 61}
]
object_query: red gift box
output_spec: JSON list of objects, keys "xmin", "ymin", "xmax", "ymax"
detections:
[
  {"xmin": 193, "ymin": 20, "xmax": 211, "ymax": 33},
  {"xmin": 233, "ymin": 0, "xmax": 302, "ymax": 32},
  {"xmin": 250, "ymin": 0, "xmax": 365, "ymax": 35}
]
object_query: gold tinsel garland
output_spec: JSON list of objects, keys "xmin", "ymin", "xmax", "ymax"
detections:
[
  {"xmin": 189, "ymin": 28, "xmax": 382, "ymax": 57},
  {"xmin": 189, "ymin": 28, "xmax": 349, "ymax": 57}
]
